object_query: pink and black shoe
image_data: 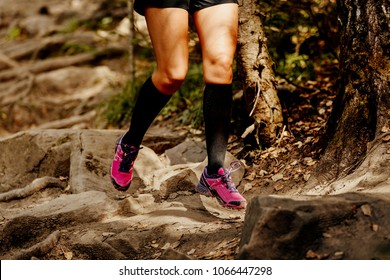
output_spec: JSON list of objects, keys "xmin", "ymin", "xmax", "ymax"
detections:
[
  {"xmin": 195, "ymin": 161, "xmax": 247, "ymax": 209},
  {"xmin": 110, "ymin": 135, "xmax": 141, "ymax": 191}
]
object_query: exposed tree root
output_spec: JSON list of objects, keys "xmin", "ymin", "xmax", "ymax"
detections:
[
  {"xmin": 0, "ymin": 51, "xmax": 20, "ymax": 69},
  {"xmin": 11, "ymin": 230, "xmax": 61, "ymax": 260},
  {"xmin": 300, "ymin": 141, "xmax": 390, "ymax": 196},
  {"xmin": 36, "ymin": 110, "xmax": 97, "ymax": 129},
  {"xmin": 1, "ymin": 33, "xmax": 97, "ymax": 61},
  {"xmin": 0, "ymin": 46, "xmax": 127, "ymax": 82},
  {"xmin": 0, "ymin": 177, "xmax": 67, "ymax": 202},
  {"xmin": 1, "ymin": 74, "xmax": 35, "ymax": 106}
]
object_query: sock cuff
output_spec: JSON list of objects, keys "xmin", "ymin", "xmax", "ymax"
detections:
[
  {"xmin": 204, "ymin": 83, "xmax": 232, "ymax": 92},
  {"xmin": 144, "ymin": 76, "xmax": 159, "ymax": 93},
  {"xmin": 144, "ymin": 76, "xmax": 172, "ymax": 101},
  {"xmin": 203, "ymin": 83, "xmax": 233, "ymax": 109}
]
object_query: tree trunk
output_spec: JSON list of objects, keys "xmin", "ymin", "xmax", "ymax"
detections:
[
  {"xmin": 237, "ymin": 0, "xmax": 283, "ymax": 146},
  {"xmin": 304, "ymin": 0, "xmax": 390, "ymax": 194}
]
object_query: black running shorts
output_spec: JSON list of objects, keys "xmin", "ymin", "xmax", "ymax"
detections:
[{"xmin": 134, "ymin": 0, "xmax": 238, "ymax": 16}]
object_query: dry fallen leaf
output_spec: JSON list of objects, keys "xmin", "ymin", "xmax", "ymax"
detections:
[
  {"xmin": 305, "ymin": 136, "xmax": 314, "ymax": 144},
  {"xmin": 304, "ymin": 173, "xmax": 311, "ymax": 181},
  {"xmin": 381, "ymin": 126, "xmax": 389, "ymax": 133},
  {"xmin": 372, "ymin": 224, "xmax": 379, "ymax": 232},
  {"xmin": 274, "ymin": 184, "xmax": 284, "ymax": 191},
  {"xmin": 61, "ymin": 246, "xmax": 73, "ymax": 260},
  {"xmin": 306, "ymin": 250, "xmax": 323, "ymax": 260},
  {"xmin": 361, "ymin": 204, "xmax": 372, "ymax": 216},
  {"xmin": 245, "ymin": 170, "xmax": 256, "ymax": 181},
  {"xmin": 260, "ymin": 152, "xmax": 270, "ymax": 159},
  {"xmin": 270, "ymin": 149, "xmax": 280, "ymax": 158},
  {"xmin": 272, "ymin": 173, "xmax": 284, "ymax": 182},
  {"xmin": 304, "ymin": 157, "xmax": 316, "ymax": 166},
  {"xmin": 187, "ymin": 249, "xmax": 196, "ymax": 255},
  {"xmin": 323, "ymin": 233, "xmax": 332, "ymax": 238},
  {"xmin": 259, "ymin": 170, "xmax": 268, "ymax": 177},
  {"xmin": 243, "ymin": 183, "xmax": 253, "ymax": 193},
  {"xmin": 64, "ymin": 251, "xmax": 73, "ymax": 260},
  {"xmin": 326, "ymin": 100, "xmax": 333, "ymax": 107},
  {"xmin": 294, "ymin": 141, "xmax": 303, "ymax": 149}
]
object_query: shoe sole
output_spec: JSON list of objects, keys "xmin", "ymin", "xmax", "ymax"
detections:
[
  {"xmin": 111, "ymin": 178, "xmax": 130, "ymax": 192},
  {"xmin": 195, "ymin": 183, "xmax": 246, "ymax": 210},
  {"xmin": 110, "ymin": 164, "xmax": 131, "ymax": 192}
]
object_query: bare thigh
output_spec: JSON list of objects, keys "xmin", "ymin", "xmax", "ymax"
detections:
[
  {"xmin": 145, "ymin": 8, "xmax": 189, "ymax": 94},
  {"xmin": 193, "ymin": 3, "xmax": 238, "ymax": 84}
]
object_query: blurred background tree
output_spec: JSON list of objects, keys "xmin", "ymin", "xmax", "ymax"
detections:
[{"xmin": 260, "ymin": 0, "xmax": 338, "ymax": 83}]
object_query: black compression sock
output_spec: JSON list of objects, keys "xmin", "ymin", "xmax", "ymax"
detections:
[
  {"xmin": 203, "ymin": 83, "xmax": 232, "ymax": 175},
  {"xmin": 122, "ymin": 77, "xmax": 172, "ymax": 147}
]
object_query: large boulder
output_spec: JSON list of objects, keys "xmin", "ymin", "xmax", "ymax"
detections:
[{"xmin": 239, "ymin": 193, "xmax": 390, "ymax": 259}]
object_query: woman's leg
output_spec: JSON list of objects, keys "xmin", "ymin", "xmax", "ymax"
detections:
[
  {"xmin": 193, "ymin": 3, "xmax": 245, "ymax": 209},
  {"xmin": 111, "ymin": 7, "xmax": 189, "ymax": 191},
  {"xmin": 121, "ymin": 7, "xmax": 189, "ymax": 147},
  {"xmin": 146, "ymin": 8, "xmax": 189, "ymax": 94},
  {"xmin": 193, "ymin": 3, "xmax": 238, "ymax": 174}
]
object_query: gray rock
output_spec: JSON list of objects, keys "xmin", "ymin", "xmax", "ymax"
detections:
[
  {"xmin": 158, "ymin": 167, "xmax": 199, "ymax": 198},
  {"xmin": 69, "ymin": 129, "xmax": 120, "ymax": 194},
  {"xmin": 165, "ymin": 140, "xmax": 206, "ymax": 165},
  {"xmin": 0, "ymin": 129, "xmax": 76, "ymax": 193},
  {"xmin": 239, "ymin": 193, "xmax": 390, "ymax": 260}
]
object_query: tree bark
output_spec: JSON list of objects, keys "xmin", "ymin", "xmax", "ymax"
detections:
[
  {"xmin": 305, "ymin": 0, "xmax": 390, "ymax": 191},
  {"xmin": 237, "ymin": 0, "xmax": 283, "ymax": 146}
]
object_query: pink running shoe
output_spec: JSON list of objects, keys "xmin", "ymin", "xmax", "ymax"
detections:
[
  {"xmin": 110, "ymin": 135, "xmax": 141, "ymax": 191},
  {"xmin": 195, "ymin": 161, "xmax": 247, "ymax": 209}
]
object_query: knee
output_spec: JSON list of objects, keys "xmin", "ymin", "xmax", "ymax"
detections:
[
  {"xmin": 153, "ymin": 66, "xmax": 187, "ymax": 94},
  {"xmin": 203, "ymin": 54, "xmax": 233, "ymax": 84}
]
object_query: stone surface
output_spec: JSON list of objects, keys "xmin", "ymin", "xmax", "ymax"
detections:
[
  {"xmin": 165, "ymin": 139, "xmax": 207, "ymax": 165},
  {"xmin": 0, "ymin": 128, "xmax": 245, "ymax": 260},
  {"xmin": 239, "ymin": 193, "xmax": 390, "ymax": 260}
]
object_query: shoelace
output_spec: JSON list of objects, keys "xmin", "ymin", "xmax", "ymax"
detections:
[
  {"xmin": 220, "ymin": 161, "xmax": 241, "ymax": 193},
  {"xmin": 120, "ymin": 145, "xmax": 142, "ymax": 173}
]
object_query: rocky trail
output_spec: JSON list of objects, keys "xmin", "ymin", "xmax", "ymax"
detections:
[
  {"xmin": 0, "ymin": 127, "xmax": 249, "ymax": 260},
  {"xmin": 1, "ymin": 128, "xmax": 390, "ymax": 260}
]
